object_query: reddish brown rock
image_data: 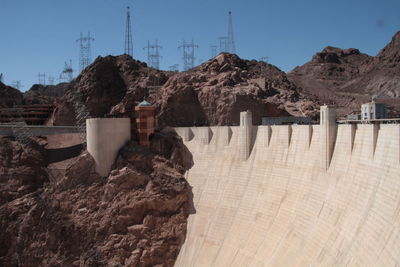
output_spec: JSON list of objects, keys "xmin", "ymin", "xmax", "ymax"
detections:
[
  {"xmin": 0, "ymin": 131, "xmax": 192, "ymax": 267},
  {"xmin": 0, "ymin": 137, "xmax": 48, "ymax": 206},
  {"xmin": 288, "ymin": 31, "xmax": 400, "ymax": 117},
  {"xmin": 0, "ymin": 82, "xmax": 24, "ymax": 108},
  {"xmin": 52, "ymin": 53, "xmax": 319, "ymax": 128}
]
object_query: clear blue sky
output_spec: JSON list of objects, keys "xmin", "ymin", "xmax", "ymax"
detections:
[{"xmin": 1, "ymin": 0, "xmax": 399, "ymax": 91}]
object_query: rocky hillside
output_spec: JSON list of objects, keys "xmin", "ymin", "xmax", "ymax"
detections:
[
  {"xmin": 23, "ymin": 83, "xmax": 69, "ymax": 105},
  {"xmin": 0, "ymin": 128, "xmax": 193, "ymax": 266},
  {"xmin": 288, "ymin": 31, "xmax": 400, "ymax": 117},
  {"xmin": 0, "ymin": 82, "xmax": 24, "ymax": 108},
  {"xmin": 52, "ymin": 53, "xmax": 320, "ymax": 127}
]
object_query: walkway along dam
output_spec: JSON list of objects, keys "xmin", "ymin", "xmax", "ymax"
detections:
[{"xmin": 173, "ymin": 106, "xmax": 400, "ymax": 266}]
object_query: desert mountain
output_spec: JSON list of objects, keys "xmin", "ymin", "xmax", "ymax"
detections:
[
  {"xmin": 288, "ymin": 31, "xmax": 400, "ymax": 117},
  {"xmin": 52, "ymin": 53, "xmax": 319, "ymax": 127}
]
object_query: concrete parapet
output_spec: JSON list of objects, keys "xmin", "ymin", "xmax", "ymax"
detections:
[
  {"xmin": 320, "ymin": 105, "xmax": 337, "ymax": 170},
  {"xmin": 239, "ymin": 111, "xmax": 252, "ymax": 160},
  {"xmin": 86, "ymin": 118, "xmax": 131, "ymax": 177}
]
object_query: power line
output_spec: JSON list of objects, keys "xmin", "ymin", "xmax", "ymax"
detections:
[{"xmin": 124, "ymin": 6, "xmax": 133, "ymax": 57}]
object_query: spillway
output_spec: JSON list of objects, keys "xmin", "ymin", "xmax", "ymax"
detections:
[{"xmin": 174, "ymin": 117, "xmax": 400, "ymax": 266}]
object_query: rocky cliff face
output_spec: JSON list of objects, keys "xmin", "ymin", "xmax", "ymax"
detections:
[
  {"xmin": 0, "ymin": 82, "xmax": 24, "ymax": 108},
  {"xmin": 0, "ymin": 129, "xmax": 193, "ymax": 266},
  {"xmin": 23, "ymin": 83, "xmax": 69, "ymax": 105},
  {"xmin": 52, "ymin": 53, "xmax": 320, "ymax": 127},
  {"xmin": 152, "ymin": 53, "xmax": 319, "ymax": 126},
  {"xmin": 288, "ymin": 31, "xmax": 400, "ymax": 117}
]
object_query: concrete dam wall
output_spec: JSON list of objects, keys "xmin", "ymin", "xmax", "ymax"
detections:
[{"xmin": 174, "ymin": 116, "xmax": 400, "ymax": 266}]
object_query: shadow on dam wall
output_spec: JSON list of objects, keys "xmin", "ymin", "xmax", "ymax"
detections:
[{"xmin": 174, "ymin": 124, "xmax": 400, "ymax": 266}]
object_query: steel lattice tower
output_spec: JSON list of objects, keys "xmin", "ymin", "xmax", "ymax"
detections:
[
  {"xmin": 38, "ymin": 72, "xmax": 46, "ymax": 85},
  {"xmin": 59, "ymin": 60, "xmax": 74, "ymax": 82},
  {"xmin": 143, "ymin": 40, "xmax": 162, "ymax": 69},
  {"xmin": 76, "ymin": 32, "xmax": 94, "ymax": 72},
  {"xmin": 227, "ymin": 11, "xmax": 236, "ymax": 54},
  {"xmin": 125, "ymin": 6, "xmax": 133, "ymax": 57},
  {"xmin": 218, "ymin": 36, "xmax": 229, "ymax": 53},
  {"xmin": 178, "ymin": 39, "xmax": 198, "ymax": 71}
]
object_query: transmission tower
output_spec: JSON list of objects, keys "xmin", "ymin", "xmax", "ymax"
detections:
[
  {"xmin": 218, "ymin": 37, "xmax": 229, "ymax": 53},
  {"xmin": 169, "ymin": 64, "xmax": 179, "ymax": 72},
  {"xmin": 124, "ymin": 6, "xmax": 133, "ymax": 57},
  {"xmin": 227, "ymin": 11, "xmax": 236, "ymax": 54},
  {"xmin": 210, "ymin": 45, "xmax": 218, "ymax": 58},
  {"xmin": 143, "ymin": 40, "xmax": 162, "ymax": 69},
  {"xmin": 11, "ymin": 81, "xmax": 23, "ymax": 90},
  {"xmin": 48, "ymin": 76, "xmax": 55, "ymax": 85},
  {"xmin": 38, "ymin": 73, "xmax": 46, "ymax": 85},
  {"xmin": 59, "ymin": 60, "xmax": 74, "ymax": 82},
  {"xmin": 260, "ymin": 56, "xmax": 269, "ymax": 63},
  {"xmin": 178, "ymin": 39, "xmax": 198, "ymax": 71},
  {"xmin": 76, "ymin": 32, "xmax": 95, "ymax": 72}
]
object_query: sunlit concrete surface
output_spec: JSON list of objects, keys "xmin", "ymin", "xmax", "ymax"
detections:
[
  {"xmin": 86, "ymin": 118, "xmax": 131, "ymax": 177},
  {"xmin": 174, "ymin": 123, "xmax": 400, "ymax": 266}
]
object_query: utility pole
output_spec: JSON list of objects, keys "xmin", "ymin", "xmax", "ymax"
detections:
[
  {"xmin": 76, "ymin": 32, "xmax": 95, "ymax": 72},
  {"xmin": 227, "ymin": 11, "xmax": 236, "ymax": 54},
  {"xmin": 178, "ymin": 39, "xmax": 198, "ymax": 71},
  {"xmin": 124, "ymin": 6, "xmax": 133, "ymax": 57},
  {"xmin": 143, "ymin": 40, "xmax": 162, "ymax": 69}
]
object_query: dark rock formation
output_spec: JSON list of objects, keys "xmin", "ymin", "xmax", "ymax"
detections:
[
  {"xmin": 0, "ymin": 130, "xmax": 192, "ymax": 266},
  {"xmin": 53, "ymin": 53, "xmax": 319, "ymax": 127},
  {"xmin": 0, "ymin": 82, "xmax": 24, "ymax": 108}
]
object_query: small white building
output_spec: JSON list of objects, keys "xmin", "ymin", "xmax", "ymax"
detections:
[{"xmin": 361, "ymin": 101, "xmax": 387, "ymax": 121}]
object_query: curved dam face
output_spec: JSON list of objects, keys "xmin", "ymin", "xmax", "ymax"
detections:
[{"xmin": 174, "ymin": 120, "xmax": 400, "ymax": 266}]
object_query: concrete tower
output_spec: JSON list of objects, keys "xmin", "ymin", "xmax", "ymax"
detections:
[
  {"xmin": 239, "ymin": 110, "xmax": 252, "ymax": 161},
  {"xmin": 320, "ymin": 105, "xmax": 337, "ymax": 170},
  {"xmin": 86, "ymin": 118, "xmax": 131, "ymax": 177}
]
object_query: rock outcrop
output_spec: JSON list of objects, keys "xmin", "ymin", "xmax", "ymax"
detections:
[
  {"xmin": 288, "ymin": 31, "xmax": 400, "ymax": 117},
  {"xmin": 53, "ymin": 53, "xmax": 319, "ymax": 127},
  {"xmin": 0, "ymin": 82, "xmax": 24, "ymax": 108},
  {"xmin": 0, "ymin": 129, "xmax": 193, "ymax": 266}
]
